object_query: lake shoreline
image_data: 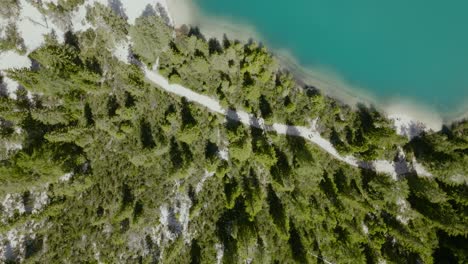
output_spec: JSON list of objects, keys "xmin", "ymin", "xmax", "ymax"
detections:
[{"xmin": 166, "ymin": 0, "xmax": 468, "ymax": 131}]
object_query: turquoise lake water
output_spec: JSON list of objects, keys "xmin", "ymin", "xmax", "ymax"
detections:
[{"xmin": 195, "ymin": 0, "xmax": 468, "ymax": 115}]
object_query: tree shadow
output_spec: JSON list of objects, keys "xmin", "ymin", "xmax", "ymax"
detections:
[
  {"xmin": 64, "ymin": 31, "xmax": 80, "ymax": 50},
  {"xmin": 270, "ymin": 147, "xmax": 291, "ymax": 186},
  {"xmin": 0, "ymin": 118, "xmax": 14, "ymax": 136},
  {"xmin": 133, "ymin": 199, "xmax": 144, "ymax": 221},
  {"xmin": 108, "ymin": 0, "xmax": 128, "ymax": 20},
  {"xmin": 124, "ymin": 91, "xmax": 136, "ymax": 108},
  {"xmin": 24, "ymin": 236, "xmax": 43, "ymax": 259},
  {"xmin": 121, "ymin": 183, "xmax": 134, "ymax": 209},
  {"xmin": 140, "ymin": 119, "xmax": 156, "ymax": 149},
  {"xmin": 180, "ymin": 97, "xmax": 197, "ymax": 127},
  {"xmin": 356, "ymin": 103, "xmax": 375, "ymax": 131},
  {"xmin": 120, "ymin": 218, "xmax": 130, "ymax": 233},
  {"xmin": 3, "ymin": 241, "xmax": 16, "ymax": 262},
  {"xmin": 330, "ymin": 128, "xmax": 346, "ymax": 150},
  {"xmin": 205, "ymin": 141, "xmax": 219, "ymax": 160},
  {"xmin": 406, "ymin": 135, "xmax": 452, "ymax": 164},
  {"xmin": 167, "ymin": 207, "xmax": 183, "ymax": 235},
  {"xmin": 141, "ymin": 4, "xmax": 157, "ymax": 17},
  {"xmin": 21, "ymin": 113, "xmax": 48, "ymax": 153},
  {"xmin": 169, "ymin": 137, "xmax": 183, "ymax": 168},
  {"xmin": 259, "ymin": 95, "xmax": 272, "ymax": 119},
  {"xmin": 156, "ymin": 3, "xmax": 171, "ymax": 25},
  {"xmin": 288, "ymin": 222, "xmax": 307, "ymax": 263},
  {"xmin": 29, "ymin": 59, "xmax": 41, "ymax": 72},
  {"xmin": 84, "ymin": 103, "xmax": 94, "ymax": 126},
  {"xmin": 358, "ymin": 164, "xmax": 377, "ymax": 191},
  {"xmin": 22, "ymin": 191, "xmax": 33, "ymax": 214},
  {"xmin": 267, "ymin": 184, "xmax": 287, "ymax": 234},
  {"xmin": 107, "ymin": 95, "xmax": 119, "ymax": 117},
  {"xmin": 285, "ymin": 125, "xmax": 313, "ymax": 164},
  {"xmin": 208, "ymin": 38, "xmax": 223, "ymax": 55},
  {"xmin": 248, "ymin": 114, "xmax": 264, "ymax": 131},
  {"xmin": 84, "ymin": 56, "xmax": 102, "ymax": 75},
  {"xmin": 188, "ymin": 26, "xmax": 206, "ymax": 41},
  {"xmin": 0, "ymin": 75, "xmax": 8, "ymax": 97},
  {"xmin": 190, "ymin": 239, "xmax": 201, "ymax": 264},
  {"xmin": 96, "ymin": 206, "xmax": 104, "ymax": 218},
  {"xmin": 332, "ymin": 169, "xmax": 349, "ymax": 194},
  {"xmin": 216, "ymin": 196, "xmax": 256, "ymax": 263},
  {"xmin": 225, "ymin": 108, "xmax": 242, "ymax": 131},
  {"xmin": 433, "ymin": 230, "xmax": 467, "ymax": 264},
  {"xmin": 319, "ymin": 171, "xmax": 340, "ymax": 206},
  {"xmin": 223, "ymin": 34, "xmax": 231, "ymax": 49},
  {"xmin": 242, "ymin": 71, "xmax": 254, "ymax": 87},
  {"xmin": 380, "ymin": 235, "xmax": 422, "ymax": 263},
  {"xmin": 304, "ymin": 85, "xmax": 320, "ymax": 97}
]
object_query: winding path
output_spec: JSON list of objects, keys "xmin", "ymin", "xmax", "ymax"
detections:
[{"xmin": 143, "ymin": 66, "xmax": 427, "ymax": 178}]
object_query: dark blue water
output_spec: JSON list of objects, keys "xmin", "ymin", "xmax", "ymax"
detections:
[{"xmin": 196, "ymin": 0, "xmax": 468, "ymax": 114}]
